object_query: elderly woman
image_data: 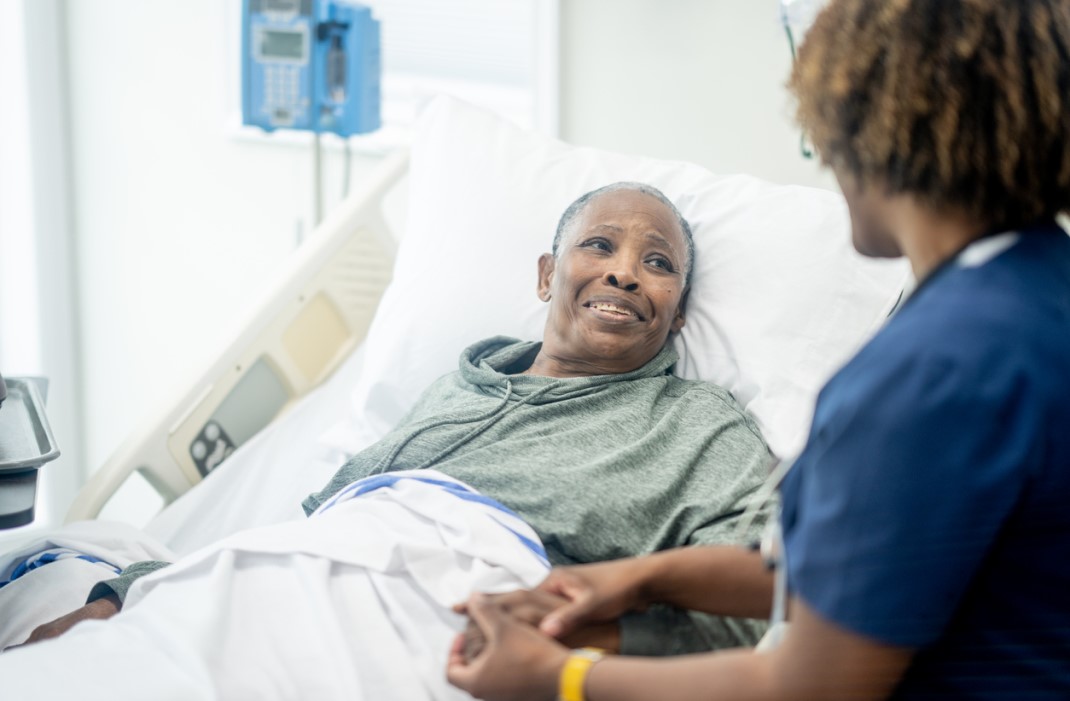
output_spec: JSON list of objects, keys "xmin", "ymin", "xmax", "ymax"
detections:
[
  {"xmin": 446, "ymin": 1, "xmax": 1070, "ymax": 700},
  {"xmin": 0, "ymin": 183, "xmax": 772, "ymax": 698}
]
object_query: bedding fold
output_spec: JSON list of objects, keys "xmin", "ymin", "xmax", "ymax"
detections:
[{"xmin": 0, "ymin": 471, "xmax": 549, "ymax": 701}]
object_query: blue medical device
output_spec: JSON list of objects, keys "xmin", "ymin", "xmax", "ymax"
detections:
[{"xmin": 242, "ymin": 0, "xmax": 381, "ymax": 137}]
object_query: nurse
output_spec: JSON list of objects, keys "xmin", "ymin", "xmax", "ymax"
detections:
[{"xmin": 446, "ymin": 0, "xmax": 1070, "ymax": 699}]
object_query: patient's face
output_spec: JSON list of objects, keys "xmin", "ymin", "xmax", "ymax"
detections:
[{"xmin": 534, "ymin": 190, "xmax": 688, "ymax": 377}]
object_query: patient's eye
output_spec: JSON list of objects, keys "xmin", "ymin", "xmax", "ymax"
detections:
[
  {"xmin": 647, "ymin": 255, "xmax": 675, "ymax": 272},
  {"xmin": 580, "ymin": 238, "xmax": 612, "ymax": 252}
]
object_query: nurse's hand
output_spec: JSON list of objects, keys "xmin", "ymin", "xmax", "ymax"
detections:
[
  {"xmin": 457, "ymin": 589, "xmax": 621, "ymax": 657},
  {"xmin": 16, "ymin": 593, "xmax": 121, "ymax": 648},
  {"xmin": 447, "ymin": 593, "xmax": 570, "ymax": 701},
  {"xmin": 536, "ymin": 558, "xmax": 654, "ymax": 640}
]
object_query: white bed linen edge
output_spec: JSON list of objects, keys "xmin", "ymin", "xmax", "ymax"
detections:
[
  {"xmin": 0, "ymin": 520, "xmax": 177, "ymax": 650},
  {"xmin": 0, "ymin": 471, "xmax": 549, "ymax": 701}
]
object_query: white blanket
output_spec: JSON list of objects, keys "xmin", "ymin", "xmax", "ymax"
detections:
[
  {"xmin": 0, "ymin": 471, "xmax": 549, "ymax": 700},
  {"xmin": 0, "ymin": 520, "xmax": 178, "ymax": 650}
]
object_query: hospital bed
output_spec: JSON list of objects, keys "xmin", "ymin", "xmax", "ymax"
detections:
[
  {"xmin": 64, "ymin": 96, "xmax": 908, "ymax": 540},
  {"xmin": 0, "ymin": 95, "xmax": 909, "ymax": 697}
]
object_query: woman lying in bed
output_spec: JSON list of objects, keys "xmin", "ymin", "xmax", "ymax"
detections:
[{"xmin": 0, "ymin": 183, "xmax": 775, "ymax": 698}]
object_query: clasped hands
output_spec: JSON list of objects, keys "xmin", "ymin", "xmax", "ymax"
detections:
[{"xmin": 447, "ymin": 557, "xmax": 652, "ymax": 701}]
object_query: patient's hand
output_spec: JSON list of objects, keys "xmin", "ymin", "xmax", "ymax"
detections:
[
  {"xmin": 456, "ymin": 589, "xmax": 620, "ymax": 661},
  {"xmin": 17, "ymin": 594, "xmax": 121, "ymax": 648},
  {"xmin": 447, "ymin": 594, "xmax": 570, "ymax": 701}
]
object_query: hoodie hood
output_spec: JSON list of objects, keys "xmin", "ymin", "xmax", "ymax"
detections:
[{"xmin": 458, "ymin": 336, "xmax": 679, "ymax": 403}]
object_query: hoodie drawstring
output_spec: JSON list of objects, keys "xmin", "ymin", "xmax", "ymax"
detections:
[
  {"xmin": 369, "ymin": 380, "xmax": 554, "ymax": 475},
  {"xmin": 414, "ymin": 382, "xmax": 555, "ymax": 469}
]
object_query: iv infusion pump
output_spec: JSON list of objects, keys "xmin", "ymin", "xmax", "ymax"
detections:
[{"xmin": 242, "ymin": 0, "xmax": 381, "ymax": 137}]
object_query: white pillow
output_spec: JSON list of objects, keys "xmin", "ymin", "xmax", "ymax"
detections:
[{"xmin": 346, "ymin": 96, "xmax": 909, "ymax": 458}]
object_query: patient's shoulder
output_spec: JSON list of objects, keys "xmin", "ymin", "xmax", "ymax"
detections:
[
  {"xmin": 662, "ymin": 375, "xmax": 767, "ymax": 444},
  {"xmin": 664, "ymin": 372, "xmax": 740, "ymax": 403}
]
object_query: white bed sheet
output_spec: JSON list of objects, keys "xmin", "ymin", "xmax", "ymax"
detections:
[
  {"xmin": 0, "ymin": 520, "xmax": 177, "ymax": 650},
  {"xmin": 0, "ymin": 472, "xmax": 549, "ymax": 701}
]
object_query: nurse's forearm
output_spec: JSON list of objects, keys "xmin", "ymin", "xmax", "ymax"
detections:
[
  {"xmin": 640, "ymin": 546, "xmax": 773, "ymax": 619},
  {"xmin": 581, "ymin": 598, "xmax": 911, "ymax": 701},
  {"xmin": 585, "ymin": 648, "xmax": 777, "ymax": 701}
]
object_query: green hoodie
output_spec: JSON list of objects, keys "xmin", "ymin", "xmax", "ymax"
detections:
[
  {"xmin": 305, "ymin": 336, "xmax": 773, "ymax": 653},
  {"xmin": 95, "ymin": 337, "xmax": 773, "ymax": 655}
]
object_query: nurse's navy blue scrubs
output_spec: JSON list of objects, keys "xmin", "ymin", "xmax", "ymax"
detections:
[{"xmin": 781, "ymin": 221, "xmax": 1070, "ymax": 698}]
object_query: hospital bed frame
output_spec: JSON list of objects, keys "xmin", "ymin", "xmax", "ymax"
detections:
[{"xmin": 65, "ymin": 150, "xmax": 408, "ymax": 522}]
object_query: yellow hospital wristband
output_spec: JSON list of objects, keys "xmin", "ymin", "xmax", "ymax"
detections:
[{"xmin": 558, "ymin": 647, "xmax": 605, "ymax": 701}]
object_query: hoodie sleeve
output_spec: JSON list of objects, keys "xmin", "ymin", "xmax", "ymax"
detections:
[
  {"xmin": 619, "ymin": 486, "xmax": 779, "ymax": 655},
  {"xmin": 619, "ymin": 605, "xmax": 767, "ymax": 655},
  {"xmin": 86, "ymin": 560, "xmax": 171, "ymax": 605},
  {"xmin": 618, "ymin": 449, "xmax": 778, "ymax": 656}
]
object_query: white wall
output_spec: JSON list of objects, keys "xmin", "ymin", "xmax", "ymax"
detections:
[
  {"xmin": 0, "ymin": 0, "xmax": 84, "ymax": 544},
  {"xmin": 57, "ymin": 0, "xmax": 837, "ymax": 525},
  {"xmin": 64, "ymin": 1, "xmax": 383, "ymax": 519},
  {"xmin": 0, "ymin": 0, "xmax": 39, "ymax": 376},
  {"xmin": 560, "ymin": 0, "xmax": 836, "ymax": 190}
]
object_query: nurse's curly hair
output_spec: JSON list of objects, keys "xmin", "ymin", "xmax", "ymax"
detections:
[{"xmin": 790, "ymin": 0, "xmax": 1070, "ymax": 229}]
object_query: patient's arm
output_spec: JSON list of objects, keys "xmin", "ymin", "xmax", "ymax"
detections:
[
  {"xmin": 18, "ymin": 593, "xmax": 121, "ymax": 647},
  {"xmin": 537, "ymin": 545, "xmax": 772, "ymax": 640},
  {"xmin": 15, "ymin": 559, "xmax": 170, "ymax": 648}
]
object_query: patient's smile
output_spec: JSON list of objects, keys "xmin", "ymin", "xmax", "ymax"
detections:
[{"xmin": 585, "ymin": 301, "xmax": 642, "ymax": 321}]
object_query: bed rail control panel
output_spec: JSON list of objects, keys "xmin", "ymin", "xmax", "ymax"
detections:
[
  {"xmin": 242, "ymin": 0, "xmax": 381, "ymax": 136},
  {"xmin": 64, "ymin": 149, "xmax": 407, "ymax": 523},
  {"xmin": 188, "ymin": 357, "xmax": 290, "ymax": 476},
  {"xmin": 164, "ymin": 232, "xmax": 389, "ymax": 487},
  {"xmin": 191, "ymin": 421, "xmax": 236, "ymax": 476}
]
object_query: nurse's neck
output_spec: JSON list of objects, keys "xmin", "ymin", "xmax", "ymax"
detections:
[{"xmin": 886, "ymin": 198, "xmax": 994, "ymax": 282}]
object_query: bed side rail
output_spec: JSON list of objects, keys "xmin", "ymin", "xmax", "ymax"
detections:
[{"xmin": 65, "ymin": 149, "xmax": 408, "ymax": 522}]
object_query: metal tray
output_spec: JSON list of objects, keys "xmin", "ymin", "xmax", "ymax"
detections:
[
  {"xmin": 0, "ymin": 378, "xmax": 60, "ymax": 528},
  {"xmin": 0, "ymin": 378, "xmax": 59, "ymax": 471}
]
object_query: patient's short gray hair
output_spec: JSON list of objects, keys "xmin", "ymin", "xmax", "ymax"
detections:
[{"xmin": 552, "ymin": 182, "xmax": 695, "ymax": 286}]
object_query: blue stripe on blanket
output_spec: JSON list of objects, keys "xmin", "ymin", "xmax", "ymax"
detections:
[
  {"xmin": 485, "ymin": 516, "xmax": 549, "ymax": 567},
  {"xmin": 0, "ymin": 548, "xmax": 122, "ymax": 589},
  {"xmin": 319, "ymin": 473, "xmax": 549, "ymax": 566}
]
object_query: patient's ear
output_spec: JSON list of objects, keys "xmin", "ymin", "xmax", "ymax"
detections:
[
  {"xmin": 537, "ymin": 253, "xmax": 555, "ymax": 302},
  {"xmin": 671, "ymin": 286, "xmax": 689, "ymax": 333}
]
